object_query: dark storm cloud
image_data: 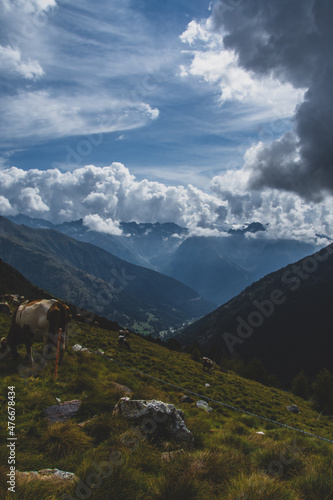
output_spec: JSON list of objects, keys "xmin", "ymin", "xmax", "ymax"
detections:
[{"xmin": 211, "ymin": 0, "xmax": 333, "ymax": 198}]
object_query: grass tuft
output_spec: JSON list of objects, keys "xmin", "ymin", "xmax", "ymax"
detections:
[{"xmin": 41, "ymin": 420, "xmax": 93, "ymax": 459}]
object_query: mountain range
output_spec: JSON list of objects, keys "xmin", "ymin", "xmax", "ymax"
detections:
[
  {"xmin": 0, "ymin": 217, "xmax": 213, "ymax": 333},
  {"xmin": 6, "ymin": 214, "xmax": 321, "ymax": 306}
]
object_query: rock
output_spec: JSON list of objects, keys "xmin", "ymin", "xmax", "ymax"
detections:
[
  {"xmin": 109, "ymin": 381, "xmax": 132, "ymax": 396},
  {"xmin": 180, "ymin": 395, "xmax": 194, "ymax": 404},
  {"xmin": 113, "ymin": 398, "xmax": 194, "ymax": 445},
  {"xmin": 16, "ymin": 468, "xmax": 77, "ymax": 482},
  {"xmin": 72, "ymin": 344, "xmax": 83, "ymax": 351},
  {"xmin": 196, "ymin": 400, "xmax": 213, "ymax": 413},
  {"xmin": 287, "ymin": 405, "xmax": 301, "ymax": 413},
  {"xmin": 78, "ymin": 415, "xmax": 98, "ymax": 428},
  {"xmin": 72, "ymin": 344, "xmax": 89, "ymax": 353},
  {"xmin": 45, "ymin": 400, "xmax": 81, "ymax": 423},
  {"xmin": 161, "ymin": 449, "xmax": 184, "ymax": 462}
]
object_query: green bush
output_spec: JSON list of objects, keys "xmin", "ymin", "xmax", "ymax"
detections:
[
  {"xmin": 292, "ymin": 370, "xmax": 310, "ymax": 400},
  {"xmin": 312, "ymin": 369, "xmax": 333, "ymax": 414}
]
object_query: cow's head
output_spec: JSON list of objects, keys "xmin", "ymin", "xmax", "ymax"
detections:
[{"xmin": 0, "ymin": 337, "xmax": 11, "ymax": 360}]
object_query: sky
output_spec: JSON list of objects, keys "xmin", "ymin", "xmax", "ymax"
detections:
[{"xmin": 0, "ymin": 0, "xmax": 332, "ymax": 243}]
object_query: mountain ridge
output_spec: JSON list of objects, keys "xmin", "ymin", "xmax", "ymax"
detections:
[
  {"xmin": 0, "ymin": 217, "xmax": 214, "ymax": 333},
  {"xmin": 177, "ymin": 243, "xmax": 333, "ymax": 384},
  {"xmin": 6, "ymin": 214, "xmax": 322, "ymax": 307}
]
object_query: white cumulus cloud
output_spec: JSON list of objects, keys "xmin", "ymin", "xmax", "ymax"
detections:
[
  {"xmin": 0, "ymin": 163, "xmax": 332, "ymax": 244},
  {"xmin": 83, "ymin": 214, "xmax": 123, "ymax": 236},
  {"xmin": 0, "ymin": 45, "xmax": 44, "ymax": 79},
  {"xmin": 180, "ymin": 19, "xmax": 305, "ymax": 117}
]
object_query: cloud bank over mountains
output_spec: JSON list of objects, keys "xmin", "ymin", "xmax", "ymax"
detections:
[
  {"xmin": 0, "ymin": 163, "xmax": 332, "ymax": 243},
  {"xmin": 0, "ymin": 0, "xmax": 332, "ymax": 245}
]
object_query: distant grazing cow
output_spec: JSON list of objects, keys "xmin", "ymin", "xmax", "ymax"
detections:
[
  {"xmin": 0, "ymin": 302, "xmax": 12, "ymax": 316},
  {"xmin": 118, "ymin": 334, "xmax": 132, "ymax": 351},
  {"xmin": 202, "ymin": 357, "xmax": 214, "ymax": 372},
  {"xmin": 5, "ymin": 294, "xmax": 24, "ymax": 306},
  {"xmin": 0, "ymin": 299, "xmax": 71, "ymax": 364},
  {"xmin": 119, "ymin": 329, "xmax": 130, "ymax": 338}
]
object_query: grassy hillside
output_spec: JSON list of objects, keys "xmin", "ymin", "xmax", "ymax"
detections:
[
  {"xmin": 0, "ymin": 303, "xmax": 332, "ymax": 499},
  {"xmin": 0, "ymin": 258, "xmax": 53, "ymax": 299}
]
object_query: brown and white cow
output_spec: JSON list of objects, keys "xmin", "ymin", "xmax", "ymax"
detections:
[
  {"xmin": 0, "ymin": 299, "xmax": 71, "ymax": 363},
  {"xmin": 202, "ymin": 357, "xmax": 214, "ymax": 372}
]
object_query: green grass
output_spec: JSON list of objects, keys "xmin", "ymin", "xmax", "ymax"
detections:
[{"xmin": 0, "ymin": 310, "xmax": 332, "ymax": 499}]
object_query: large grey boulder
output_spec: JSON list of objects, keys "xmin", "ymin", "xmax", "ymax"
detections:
[{"xmin": 113, "ymin": 398, "xmax": 193, "ymax": 445}]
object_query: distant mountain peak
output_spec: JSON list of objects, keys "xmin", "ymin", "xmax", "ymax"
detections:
[
  {"xmin": 120, "ymin": 221, "xmax": 187, "ymax": 238},
  {"xmin": 228, "ymin": 222, "xmax": 268, "ymax": 236}
]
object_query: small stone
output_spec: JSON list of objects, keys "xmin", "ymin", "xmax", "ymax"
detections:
[
  {"xmin": 161, "ymin": 449, "xmax": 184, "ymax": 462},
  {"xmin": 196, "ymin": 400, "xmax": 213, "ymax": 413},
  {"xmin": 72, "ymin": 344, "xmax": 83, "ymax": 351},
  {"xmin": 287, "ymin": 405, "xmax": 301, "ymax": 413},
  {"xmin": 16, "ymin": 468, "xmax": 77, "ymax": 482},
  {"xmin": 180, "ymin": 395, "xmax": 194, "ymax": 404},
  {"xmin": 45, "ymin": 400, "xmax": 81, "ymax": 423}
]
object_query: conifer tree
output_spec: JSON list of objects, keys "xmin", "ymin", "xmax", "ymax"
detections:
[
  {"xmin": 292, "ymin": 370, "xmax": 310, "ymax": 399},
  {"xmin": 312, "ymin": 369, "xmax": 333, "ymax": 414}
]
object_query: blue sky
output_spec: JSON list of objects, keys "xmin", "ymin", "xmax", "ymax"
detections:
[
  {"xmin": 0, "ymin": 0, "xmax": 298, "ymax": 180},
  {"xmin": 0, "ymin": 0, "xmax": 332, "ymax": 242}
]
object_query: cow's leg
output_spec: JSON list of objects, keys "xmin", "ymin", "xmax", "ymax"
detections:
[
  {"xmin": 23, "ymin": 331, "xmax": 34, "ymax": 364},
  {"xmin": 59, "ymin": 329, "xmax": 65, "ymax": 363},
  {"xmin": 6, "ymin": 328, "xmax": 19, "ymax": 360},
  {"xmin": 24, "ymin": 341, "xmax": 34, "ymax": 364},
  {"xmin": 10, "ymin": 344, "xmax": 19, "ymax": 360}
]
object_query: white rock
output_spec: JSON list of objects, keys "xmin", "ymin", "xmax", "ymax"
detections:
[
  {"xmin": 72, "ymin": 344, "xmax": 83, "ymax": 351},
  {"xmin": 196, "ymin": 400, "xmax": 213, "ymax": 413}
]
